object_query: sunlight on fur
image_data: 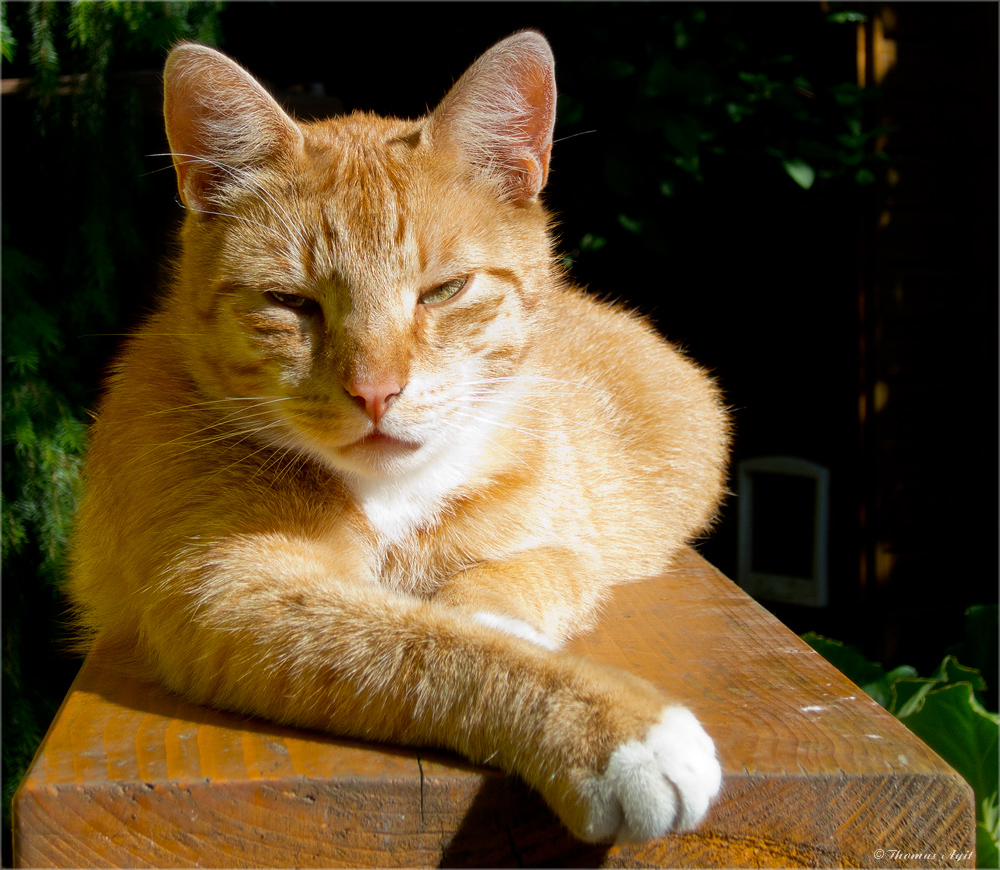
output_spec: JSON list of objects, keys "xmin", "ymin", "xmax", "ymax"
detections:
[{"xmin": 68, "ymin": 31, "xmax": 731, "ymax": 843}]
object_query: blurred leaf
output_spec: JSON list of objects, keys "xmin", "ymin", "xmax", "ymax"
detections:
[
  {"xmin": 557, "ymin": 92, "xmax": 585, "ymax": 127},
  {"xmin": 829, "ymin": 81, "xmax": 865, "ymax": 107},
  {"xmin": 604, "ymin": 154, "xmax": 637, "ymax": 197},
  {"xmin": 949, "ymin": 604, "xmax": 999, "ymax": 705},
  {"xmin": 826, "ymin": 9, "xmax": 868, "ymax": 24},
  {"xmin": 673, "ymin": 19, "xmax": 690, "ymax": 50},
  {"xmin": 662, "ymin": 113, "xmax": 703, "ymax": 158},
  {"xmin": 783, "ymin": 158, "xmax": 815, "ymax": 189},
  {"xmin": 643, "ymin": 55, "xmax": 674, "ymax": 97},
  {"xmin": 671, "ymin": 152, "xmax": 701, "ymax": 179},
  {"xmin": 0, "ymin": 0, "xmax": 17, "ymax": 61},
  {"xmin": 617, "ymin": 213, "xmax": 644, "ymax": 234},
  {"xmin": 606, "ymin": 58, "xmax": 636, "ymax": 80},
  {"xmin": 979, "ymin": 792, "xmax": 999, "ymax": 869},
  {"xmin": 726, "ymin": 101, "xmax": 755, "ymax": 123},
  {"xmin": 977, "ymin": 820, "xmax": 999, "ymax": 870}
]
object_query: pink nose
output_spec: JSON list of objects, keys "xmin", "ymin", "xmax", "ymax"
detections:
[{"xmin": 346, "ymin": 379, "xmax": 401, "ymax": 426}]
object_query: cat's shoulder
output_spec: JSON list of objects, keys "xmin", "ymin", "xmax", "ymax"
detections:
[{"xmin": 544, "ymin": 283, "xmax": 677, "ymax": 361}]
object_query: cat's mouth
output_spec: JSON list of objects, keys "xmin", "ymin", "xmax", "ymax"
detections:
[{"xmin": 344, "ymin": 431, "xmax": 422, "ymax": 454}]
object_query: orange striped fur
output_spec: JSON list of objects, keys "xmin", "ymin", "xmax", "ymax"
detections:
[{"xmin": 68, "ymin": 33, "xmax": 730, "ymax": 842}]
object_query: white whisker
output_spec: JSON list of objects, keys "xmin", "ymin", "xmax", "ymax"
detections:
[{"xmin": 458, "ymin": 374, "xmax": 616, "ymax": 400}]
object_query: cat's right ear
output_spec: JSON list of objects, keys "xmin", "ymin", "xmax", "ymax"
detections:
[
  {"xmin": 163, "ymin": 44, "xmax": 303, "ymax": 213},
  {"xmin": 427, "ymin": 31, "xmax": 556, "ymax": 203}
]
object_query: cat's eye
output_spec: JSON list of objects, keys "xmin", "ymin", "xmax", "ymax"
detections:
[
  {"xmin": 419, "ymin": 278, "xmax": 467, "ymax": 306},
  {"xmin": 265, "ymin": 291, "xmax": 319, "ymax": 314}
]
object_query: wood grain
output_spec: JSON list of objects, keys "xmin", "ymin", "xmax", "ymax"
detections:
[{"xmin": 13, "ymin": 548, "xmax": 975, "ymax": 868}]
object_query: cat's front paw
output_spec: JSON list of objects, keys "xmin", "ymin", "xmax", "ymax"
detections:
[{"xmin": 578, "ymin": 706, "xmax": 721, "ymax": 843}]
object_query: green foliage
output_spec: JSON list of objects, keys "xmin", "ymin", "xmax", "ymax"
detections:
[
  {"xmin": 782, "ymin": 158, "xmax": 817, "ymax": 190},
  {"xmin": 803, "ymin": 611, "xmax": 999, "ymax": 869},
  {"xmin": 949, "ymin": 604, "xmax": 1000, "ymax": 707},
  {"xmin": 1, "ymin": 1, "xmax": 224, "ymax": 856},
  {"xmin": 0, "ymin": 1, "xmax": 16, "ymax": 61},
  {"xmin": 556, "ymin": 4, "xmax": 888, "ymax": 270}
]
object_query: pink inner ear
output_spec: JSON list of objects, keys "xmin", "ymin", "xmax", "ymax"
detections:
[
  {"xmin": 164, "ymin": 94, "xmax": 217, "ymax": 209},
  {"xmin": 509, "ymin": 67, "xmax": 556, "ymax": 196}
]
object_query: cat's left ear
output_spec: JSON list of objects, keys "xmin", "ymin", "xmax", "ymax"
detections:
[
  {"xmin": 427, "ymin": 31, "xmax": 556, "ymax": 203},
  {"xmin": 163, "ymin": 43, "xmax": 304, "ymax": 212}
]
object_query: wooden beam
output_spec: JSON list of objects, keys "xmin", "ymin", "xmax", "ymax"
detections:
[{"xmin": 12, "ymin": 548, "xmax": 975, "ymax": 867}]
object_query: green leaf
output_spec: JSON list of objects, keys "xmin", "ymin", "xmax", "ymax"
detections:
[
  {"xmin": 579, "ymin": 233, "xmax": 606, "ymax": 252},
  {"xmin": 802, "ymin": 633, "xmax": 887, "ymax": 687},
  {"xmin": 726, "ymin": 102, "xmax": 755, "ymax": 123},
  {"xmin": 976, "ymin": 820, "xmax": 998, "ymax": 870},
  {"xmin": 983, "ymin": 790, "xmax": 998, "ymax": 837},
  {"xmin": 782, "ymin": 159, "xmax": 816, "ymax": 189},
  {"xmin": 981, "ymin": 791, "xmax": 999, "ymax": 868},
  {"xmin": 617, "ymin": 214, "xmax": 644, "ymax": 235},
  {"xmin": 829, "ymin": 82, "xmax": 865, "ymax": 107},
  {"xmin": 606, "ymin": 58, "xmax": 636, "ymax": 80},
  {"xmin": 801, "ymin": 632, "xmax": 997, "ymax": 866},
  {"xmin": 604, "ymin": 155, "xmax": 637, "ymax": 197},
  {"xmin": 826, "ymin": 10, "xmax": 868, "ymax": 24},
  {"xmin": 866, "ymin": 665, "xmax": 919, "ymax": 710},
  {"xmin": 671, "ymin": 153, "xmax": 701, "ymax": 179},
  {"xmin": 800, "ymin": 633, "xmax": 920, "ymax": 709},
  {"xmin": 948, "ymin": 604, "xmax": 999, "ymax": 702},
  {"xmin": 934, "ymin": 656, "xmax": 989, "ymax": 695},
  {"xmin": 643, "ymin": 55, "xmax": 674, "ymax": 97},
  {"xmin": 662, "ymin": 114, "xmax": 703, "ymax": 158},
  {"xmin": 0, "ymin": 0, "xmax": 17, "ymax": 62},
  {"xmin": 899, "ymin": 683, "xmax": 998, "ymax": 823},
  {"xmin": 891, "ymin": 676, "xmax": 941, "ymax": 718},
  {"xmin": 673, "ymin": 20, "xmax": 690, "ymax": 50}
]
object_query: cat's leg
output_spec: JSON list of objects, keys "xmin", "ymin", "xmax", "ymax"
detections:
[
  {"xmin": 137, "ymin": 536, "xmax": 720, "ymax": 843},
  {"xmin": 432, "ymin": 548, "xmax": 609, "ymax": 649},
  {"xmin": 431, "ymin": 551, "xmax": 722, "ymax": 839}
]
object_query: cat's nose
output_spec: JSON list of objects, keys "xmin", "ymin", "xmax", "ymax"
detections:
[{"xmin": 346, "ymin": 379, "xmax": 401, "ymax": 426}]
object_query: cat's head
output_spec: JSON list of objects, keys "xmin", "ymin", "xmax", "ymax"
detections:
[{"xmin": 162, "ymin": 33, "xmax": 559, "ymax": 484}]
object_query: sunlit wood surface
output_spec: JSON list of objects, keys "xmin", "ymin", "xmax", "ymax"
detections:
[{"xmin": 13, "ymin": 547, "xmax": 974, "ymax": 868}]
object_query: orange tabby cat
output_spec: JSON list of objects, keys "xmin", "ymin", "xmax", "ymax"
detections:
[{"xmin": 68, "ymin": 32, "xmax": 730, "ymax": 843}]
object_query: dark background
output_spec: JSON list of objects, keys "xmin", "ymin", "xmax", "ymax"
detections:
[{"xmin": 3, "ymin": 2, "xmax": 997, "ymax": 858}]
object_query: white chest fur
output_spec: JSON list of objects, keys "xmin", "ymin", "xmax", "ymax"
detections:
[
  {"xmin": 339, "ymin": 373, "xmax": 529, "ymax": 545},
  {"xmin": 347, "ymin": 427, "xmax": 487, "ymax": 545}
]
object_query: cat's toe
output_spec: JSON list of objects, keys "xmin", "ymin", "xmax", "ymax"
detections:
[{"xmin": 583, "ymin": 706, "xmax": 721, "ymax": 843}]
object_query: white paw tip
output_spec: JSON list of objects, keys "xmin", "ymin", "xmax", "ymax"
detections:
[{"xmin": 583, "ymin": 706, "xmax": 721, "ymax": 843}]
